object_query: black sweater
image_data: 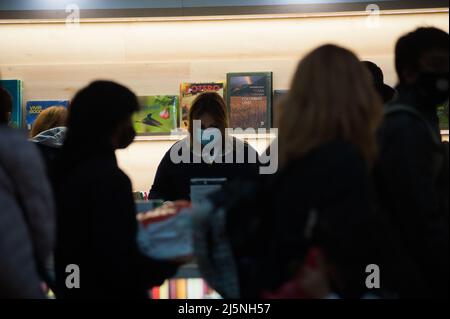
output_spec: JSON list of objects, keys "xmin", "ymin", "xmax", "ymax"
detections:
[
  {"xmin": 149, "ymin": 138, "xmax": 260, "ymax": 201},
  {"xmin": 54, "ymin": 147, "xmax": 177, "ymax": 299}
]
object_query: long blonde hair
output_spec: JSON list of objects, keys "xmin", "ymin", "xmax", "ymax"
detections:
[
  {"xmin": 278, "ymin": 44, "xmax": 383, "ymax": 168},
  {"xmin": 31, "ymin": 106, "xmax": 68, "ymax": 137}
]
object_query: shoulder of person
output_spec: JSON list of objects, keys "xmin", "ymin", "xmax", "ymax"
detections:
[
  {"xmin": 0, "ymin": 127, "xmax": 37, "ymax": 155},
  {"xmin": 282, "ymin": 141, "xmax": 367, "ymax": 182},
  {"xmin": 312, "ymin": 141, "xmax": 365, "ymax": 164},
  {"xmin": 382, "ymin": 103, "xmax": 431, "ymax": 134},
  {"xmin": 0, "ymin": 127, "xmax": 44, "ymax": 171}
]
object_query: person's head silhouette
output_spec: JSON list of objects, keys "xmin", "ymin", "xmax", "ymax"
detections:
[
  {"xmin": 362, "ymin": 61, "xmax": 396, "ymax": 104},
  {"xmin": 63, "ymin": 81, "xmax": 139, "ymax": 163}
]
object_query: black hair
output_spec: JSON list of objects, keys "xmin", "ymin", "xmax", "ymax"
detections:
[
  {"xmin": 0, "ymin": 87, "xmax": 12, "ymax": 125},
  {"xmin": 66, "ymin": 80, "xmax": 138, "ymax": 140},
  {"xmin": 63, "ymin": 80, "xmax": 138, "ymax": 159},
  {"xmin": 362, "ymin": 61, "xmax": 396, "ymax": 104},
  {"xmin": 395, "ymin": 27, "xmax": 449, "ymax": 84}
]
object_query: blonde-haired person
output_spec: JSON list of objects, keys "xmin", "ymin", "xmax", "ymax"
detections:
[
  {"xmin": 30, "ymin": 106, "xmax": 69, "ymax": 178},
  {"xmin": 31, "ymin": 106, "xmax": 68, "ymax": 138},
  {"xmin": 278, "ymin": 45, "xmax": 382, "ymax": 168},
  {"xmin": 227, "ymin": 45, "xmax": 415, "ymax": 299}
]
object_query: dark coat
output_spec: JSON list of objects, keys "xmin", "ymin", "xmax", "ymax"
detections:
[
  {"xmin": 226, "ymin": 141, "xmax": 412, "ymax": 298},
  {"xmin": 149, "ymin": 137, "xmax": 260, "ymax": 201},
  {"xmin": 374, "ymin": 86, "xmax": 449, "ymax": 297},
  {"xmin": 54, "ymin": 147, "xmax": 177, "ymax": 299}
]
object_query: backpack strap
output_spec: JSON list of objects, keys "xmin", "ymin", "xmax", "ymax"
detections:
[{"xmin": 384, "ymin": 105, "xmax": 442, "ymax": 146}]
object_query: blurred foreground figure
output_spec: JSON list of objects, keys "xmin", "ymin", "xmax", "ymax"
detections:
[
  {"xmin": 375, "ymin": 27, "xmax": 449, "ymax": 298},
  {"xmin": 53, "ymin": 81, "xmax": 177, "ymax": 299},
  {"xmin": 199, "ymin": 45, "xmax": 414, "ymax": 299},
  {"xmin": 0, "ymin": 87, "xmax": 55, "ymax": 298}
]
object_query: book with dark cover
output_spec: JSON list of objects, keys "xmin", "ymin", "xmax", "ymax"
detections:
[
  {"xmin": 226, "ymin": 72, "xmax": 272, "ymax": 129},
  {"xmin": 438, "ymin": 103, "xmax": 448, "ymax": 131},
  {"xmin": 273, "ymin": 89, "xmax": 288, "ymax": 128}
]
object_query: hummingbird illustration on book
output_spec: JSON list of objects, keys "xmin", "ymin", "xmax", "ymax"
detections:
[
  {"xmin": 137, "ymin": 108, "xmax": 171, "ymax": 127},
  {"xmin": 138, "ymin": 113, "xmax": 163, "ymax": 127}
]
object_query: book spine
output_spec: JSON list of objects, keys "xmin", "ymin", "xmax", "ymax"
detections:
[
  {"xmin": 159, "ymin": 280, "xmax": 169, "ymax": 299},
  {"xmin": 176, "ymin": 279, "xmax": 187, "ymax": 299},
  {"xmin": 169, "ymin": 280, "xmax": 178, "ymax": 299},
  {"xmin": 151, "ymin": 287, "xmax": 160, "ymax": 300},
  {"xmin": 187, "ymin": 279, "xmax": 204, "ymax": 299}
]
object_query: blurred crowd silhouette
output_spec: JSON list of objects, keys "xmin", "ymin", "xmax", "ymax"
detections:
[{"xmin": 0, "ymin": 27, "xmax": 448, "ymax": 299}]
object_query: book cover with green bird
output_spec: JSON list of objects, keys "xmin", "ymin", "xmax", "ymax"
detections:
[{"xmin": 134, "ymin": 96, "xmax": 179, "ymax": 134}]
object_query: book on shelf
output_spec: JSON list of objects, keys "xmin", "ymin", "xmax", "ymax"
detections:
[
  {"xmin": 226, "ymin": 72, "xmax": 273, "ymax": 130},
  {"xmin": 438, "ymin": 103, "xmax": 449, "ymax": 131},
  {"xmin": 187, "ymin": 278, "xmax": 204, "ymax": 299},
  {"xmin": 151, "ymin": 278, "xmax": 220, "ymax": 299},
  {"xmin": 273, "ymin": 89, "xmax": 288, "ymax": 127},
  {"xmin": 134, "ymin": 95, "xmax": 179, "ymax": 134},
  {"xmin": 0, "ymin": 80, "xmax": 23, "ymax": 129},
  {"xmin": 159, "ymin": 280, "xmax": 170, "ymax": 299},
  {"xmin": 180, "ymin": 82, "xmax": 225, "ymax": 130}
]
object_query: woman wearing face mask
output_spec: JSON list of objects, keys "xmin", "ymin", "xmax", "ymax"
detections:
[
  {"xmin": 149, "ymin": 92, "xmax": 259, "ymax": 201},
  {"xmin": 53, "ymin": 81, "xmax": 178, "ymax": 299}
]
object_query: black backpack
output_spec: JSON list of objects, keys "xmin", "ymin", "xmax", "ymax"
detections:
[
  {"xmin": 385, "ymin": 105, "xmax": 449, "ymax": 296},
  {"xmin": 385, "ymin": 105, "xmax": 449, "ymax": 219}
]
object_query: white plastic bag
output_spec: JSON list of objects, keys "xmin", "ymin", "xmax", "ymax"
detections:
[{"xmin": 137, "ymin": 208, "xmax": 193, "ymax": 261}]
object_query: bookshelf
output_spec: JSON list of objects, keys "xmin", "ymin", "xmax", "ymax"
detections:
[{"xmin": 151, "ymin": 264, "xmax": 221, "ymax": 300}]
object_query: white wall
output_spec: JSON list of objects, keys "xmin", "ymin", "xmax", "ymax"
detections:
[{"xmin": 0, "ymin": 11, "xmax": 448, "ymax": 190}]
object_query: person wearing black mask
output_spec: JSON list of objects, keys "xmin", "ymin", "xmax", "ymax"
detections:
[
  {"xmin": 374, "ymin": 27, "xmax": 449, "ymax": 298},
  {"xmin": 53, "ymin": 81, "xmax": 178, "ymax": 299}
]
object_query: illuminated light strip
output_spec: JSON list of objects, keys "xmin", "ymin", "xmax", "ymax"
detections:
[
  {"xmin": 134, "ymin": 133, "xmax": 278, "ymax": 142},
  {"xmin": 0, "ymin": 7, "xmax": 447, "ymax": 25}
]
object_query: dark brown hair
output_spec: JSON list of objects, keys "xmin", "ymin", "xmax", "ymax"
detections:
[{"xmin": 188, "ymin": 92, "xmax": 229, "ymax": 137}]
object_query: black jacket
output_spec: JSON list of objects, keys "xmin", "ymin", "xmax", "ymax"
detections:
[
  {"xmin": 226, "ymin": 141, "xmax": 412, "ymax": 298},
  {"xmin": 149, "ymin": 137, "xmax": 260, "ymax": 201},
  {"xmin": 54, "ymin": 147, "xmax": 177, "ymax": 299},
  {"xmin": 374, "ymin": 86, "xmax": 449, "ymax": 297}
]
